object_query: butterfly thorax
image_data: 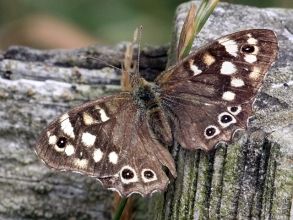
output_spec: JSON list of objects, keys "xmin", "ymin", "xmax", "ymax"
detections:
[{"xmin": 132, "ymin": 78, "xmax": 161, "ymax": 110}]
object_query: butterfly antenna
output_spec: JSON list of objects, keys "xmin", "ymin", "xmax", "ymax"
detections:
[{"xmin": 86, "ymin": 56, "xmax": 132, "ymax": 77}]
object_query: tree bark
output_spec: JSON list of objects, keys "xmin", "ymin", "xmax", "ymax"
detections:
[{"xmin": 0, "ymin": 1, "xmax": 292, "ymax": 220}]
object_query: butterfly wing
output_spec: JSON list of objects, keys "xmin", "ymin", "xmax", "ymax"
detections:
[
  {"xmin": 35, "ymin": 92, "xmax": 176, "ymax": 197},
  {"xmin": 155, "ymin": 29, "xmax": 278, "ymax": 151}
]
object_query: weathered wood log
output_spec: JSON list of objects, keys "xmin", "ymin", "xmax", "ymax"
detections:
[
  {"xmin": 0, "ymin": 1, "xmax": 292, "ymax": 219},
  {"xmin": 0, "ymin": 31, "xmax": 168, "ymax": 220}
]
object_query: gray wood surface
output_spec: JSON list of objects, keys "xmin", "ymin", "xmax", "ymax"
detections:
[
  {"xmin": 0, "ymin": 1, "xmax": 292, "ymax": 219},
  {"xmin": 0, "ymin": 37, "xmax": 168, "ymax": 219}
]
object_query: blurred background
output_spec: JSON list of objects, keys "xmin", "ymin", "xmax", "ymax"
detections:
[{"xmin": 0, "ymin": 0, "xmax": 292, "ymax": 50}]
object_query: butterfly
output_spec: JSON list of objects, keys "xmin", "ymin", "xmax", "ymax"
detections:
[{"xmin": 35, "ymin": 29, "xmax": 278, "ymax": 198}]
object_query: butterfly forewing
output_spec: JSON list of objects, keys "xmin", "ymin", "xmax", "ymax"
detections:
[
  {"xmin": 35, "ymin": 92, "xmax": 176, "ymax": 197},
  {"xmin": 156, "ymin": 29, "xmax": 278, "ymax": 151}
]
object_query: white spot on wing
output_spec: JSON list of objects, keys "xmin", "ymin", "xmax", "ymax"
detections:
[
  {"xmin": 96, "ymin": 106, "xmax": 110, "ymax": 122},
  {"xmin": 221, "ymin": 61, "xmax": 236, "ymax": 75},
  {"xmin": 222, "ymin": 91, "xmax": 235, "ymax": 101},
  {"xmin": 231, "ymin": 78, "xmax": 245, "ymax": 87},
  {"xmin": 81, "ymin": 132, "xmax": 96, "ymax": 147},
  {"xmin": 74, "ymin": 158, "xmax": 88, "ymax": 168},
  {"xmin": 189, "ymin": 60, "xmax": 202, "ymax": 75},
  {"xmin": 109, "ymin": 151, "xmax": 118, "ymax": 164},
  {"xmin": 93, "ymin": 148, "xmax": 103, "ymax": 162},
  {"xmin": 244, "ymin": 54, "xmax": 257, "ymax": 63},
  {"xmin": 60, "ymin": 114, "xmax": 75, "ymax": 139},
  {"xmin": 65, "ymin": 145, "xmax": 74, "ymax": 156},
  {"xmin": 247, "ymin": 37, "xmax": 258, "ymax": 44},
  {"xmin": 249, "ymin": 67, "xmax": 261, "ymax": 79},
  {"xmin": 203, "ymin": 53, "xmax": 215, "ymax": 66},
  {"xmin": 48, "ymin": 135, "xmax": 57, "ymax": 145},
  {"xmin": 218, "ymin": 38, "xmax": 238, "ymax": 57},
  {"xmin": 83, "ymin": 113, "xmax": 94, "ymax": 125}
]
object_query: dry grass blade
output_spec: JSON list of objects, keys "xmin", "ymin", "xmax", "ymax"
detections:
[
  {"xmin": 121, "ymin": 28, "xmax": 138, "ymax": 92},
  {"xmin": 177, "ymin": 4, "xmax": 196, "ymax": 61}
]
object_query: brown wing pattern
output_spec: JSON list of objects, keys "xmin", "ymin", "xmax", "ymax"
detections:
[
  {"xmin": 35, "ymin": 92, "xmax": 176, "ymax": 197},
  {"xmin": 156, "ymin": 29, "xmax": 278, "ymax": 151}
]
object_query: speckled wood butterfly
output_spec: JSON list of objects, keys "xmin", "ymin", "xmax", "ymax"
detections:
[{"xmin": 35, "ymin": 29, "xmax": 278, "ymax": 197}]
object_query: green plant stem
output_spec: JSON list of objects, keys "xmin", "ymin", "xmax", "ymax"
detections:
[
  {"xmin": 195, "ymin": 0, "xmax": 219, "ymax": 35},
  {"xmin": 113, "ymin": 197, "xmax": 128, "ymax": 220}
]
